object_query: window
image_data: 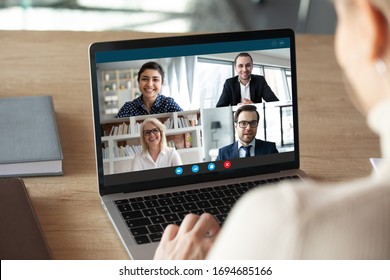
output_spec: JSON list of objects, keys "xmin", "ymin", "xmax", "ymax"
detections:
[
  {"xmin": 285, "ymin": 69, "xmax": 292, "ymax": 100},
  {"xmin": 263, "ymin": 66, "xmax": 291, "ymax": 101},
  {"xmin": 197, "ymin": 58, "xmax": 233, "ymax": 108},
  {"xmin": 252, "ymin": 65, "xmax": 263, "ymax": 75}
]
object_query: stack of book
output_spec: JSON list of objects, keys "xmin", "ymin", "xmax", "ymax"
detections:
[{"xmin": 0, "ymin": 95, "xmax": 63, "ymax": 177}]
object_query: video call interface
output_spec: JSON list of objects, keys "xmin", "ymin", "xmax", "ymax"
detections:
[{"xmin": 94, "ymin": 37, "xmax": 296, "ymax": 186}]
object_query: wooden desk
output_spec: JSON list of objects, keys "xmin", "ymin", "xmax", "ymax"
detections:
[{"xmin": 0, "ymin": 31, "xmax": 380, "ymax": 259}]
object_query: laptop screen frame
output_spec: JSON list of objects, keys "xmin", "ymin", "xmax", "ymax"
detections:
[{"xmin": 89, "ymin": 29, "xmax": 299, "ymax": 196}]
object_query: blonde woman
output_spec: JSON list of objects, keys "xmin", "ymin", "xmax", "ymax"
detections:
[
  {"xmin": 155, "ymin": 0, "xmax": 390, "ymax": 259},
  {"xmin": 131, "ymin": 118, "xmax": 182, "ymax": 171}
]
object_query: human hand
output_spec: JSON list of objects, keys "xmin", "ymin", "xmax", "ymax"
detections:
[
  {"xmin": 238, "ymin": 98, "xmax": 254, "ymax": 105},
  {"xmin": 154, "ymin": 213, "xmax": 220, "ymax": 260}
]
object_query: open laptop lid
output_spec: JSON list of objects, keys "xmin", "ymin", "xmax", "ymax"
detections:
[{"xmin": 89, "ymin": 29, "xmax": 299, "ymax": 197}]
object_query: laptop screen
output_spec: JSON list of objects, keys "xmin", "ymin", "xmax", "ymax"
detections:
[{"xmin": 89, "ymin": 29, "xmax": 299, "ymax": 195}]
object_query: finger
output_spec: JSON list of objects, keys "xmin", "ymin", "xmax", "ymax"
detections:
[
  {"xmin": 193, "ymin": 213, "xmax": 220, "ymax": 237},
  {"xmin": 177, "ymin": 213, "xmax": 201, "ymax": 235},
  {"xmin": 160, "ymin": 223, "xmax": 179, "ymax": 243},
  {"xmin": 203, "ymin": 213, "xmax": 221, "ymax": 236}
]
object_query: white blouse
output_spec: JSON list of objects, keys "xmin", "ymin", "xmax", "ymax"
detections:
[{"xmin": 131, "ymin": 147, "xmax": 182, "ymax": 171}]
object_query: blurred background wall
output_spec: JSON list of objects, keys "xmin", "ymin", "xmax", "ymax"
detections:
[{"xmin": 0, "ymin": 0, "xmax": 336, "ymax": 34}]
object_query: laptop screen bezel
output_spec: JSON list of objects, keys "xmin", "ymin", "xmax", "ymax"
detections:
[{"xmin": 89, "ymin": 29, "xmax": 299, "ymax": 196}]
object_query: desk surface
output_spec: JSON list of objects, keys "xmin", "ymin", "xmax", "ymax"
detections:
[{"xmin": 0, "ymin": 31, "xmax": 380, "ymax": 259}]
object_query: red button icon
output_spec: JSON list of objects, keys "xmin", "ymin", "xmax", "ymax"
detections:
[{"xmin": 223, "ymin": 161, "xmax": 231, "ymax": 169}]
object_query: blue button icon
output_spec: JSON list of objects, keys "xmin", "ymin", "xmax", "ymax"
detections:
[
  {"xmin": 208, "ymin": 163, "xmax": 216, "ymax": 171},
  {"xmin": 191, "ymin": 165, "xmax": 200, "ymax": 173},
  {"xmin": 175, "ymin": 167, "xmax": 183, "ymax": 175}
]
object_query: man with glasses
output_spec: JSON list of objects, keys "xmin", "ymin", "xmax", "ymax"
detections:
[{"xmin": 216, "ymin": 105, "xmax": 278, "ymax": 160}]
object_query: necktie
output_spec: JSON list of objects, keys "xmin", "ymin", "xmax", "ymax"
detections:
[{"xmin": 242, "ymin": 145, "xmax": 252, "ymax": 157}]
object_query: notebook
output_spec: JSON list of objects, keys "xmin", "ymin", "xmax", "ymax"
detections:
[
  {"xmin": 89, "ymin": 29, "xmax": 306, "ymax": 259},
  {"xmin": 0, "ymin": 95, "xmax": 63, "ymax": 177}
]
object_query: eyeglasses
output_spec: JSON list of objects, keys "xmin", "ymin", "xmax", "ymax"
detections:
[
  {"xmin": 143, "ymin": 128, "xmax": 160, "ymax": 136},
  {"xmin": 237, "ymin": 120, "xmax": 258, "ymax": 128}
]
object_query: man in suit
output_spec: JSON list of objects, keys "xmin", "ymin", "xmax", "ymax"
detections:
[
  {"xmin": 216, "ymin": 105, "xmax": 278, "ymax": 160},
  {"xmin": 216, "ymin": 52, "xmax": 279, "ymax": 107}
]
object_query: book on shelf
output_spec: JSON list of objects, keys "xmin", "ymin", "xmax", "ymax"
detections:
[
  {"xmin": 167, "ymin": 140, "xmax": 176, "ymax": 149},
  {"xmin": 109, "ymin": 125, "xmax": 115, "ymax": 136},
  {"xmin": 167, "ymin": 134, "xmax": 185, "ymax": 149},
  {"xmin": 0, "ymin": 95, "xmax": 63, "ymax": 177},
  {"xmin": 131, "ymin": 122, "xmax": 141, "ymax": 134},
  {"xmin": 164, "ymin": 117, "xmax": 174, "ymax": 129},
  {"xmin": 176, "ymin": 116, "xmax": 196, "ymax": 129},
  {"xmin": 0, "ymin": 177, "xmax": 52, "ymax": 259},
  {"xmin": 106, "ymin": 122, "xmax": 130, "ymax": 136},
  {"xmin": 108, "ymin": 144, "xmax": 142, "ymax": 159},
  {"xmin": 185, "ymin": 132, "xmax": 192, "ymax": 148},
  {"xmin": 187, "ymin": 113, "xmax": 198, "ymax": 126},
  {"xmin": 103, "ymin": 112, "xmax": 200, "ymax": 137},
  {"xmin": 178, "ymin": 117, "xmax": 185, "ymax": 128},
  {"xmin": 123, "ymin": 123, "xmax": 129, "ymax": 134}
]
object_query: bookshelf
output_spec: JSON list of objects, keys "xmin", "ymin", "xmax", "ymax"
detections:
[
  {"xmin": 101, "ymin": 110, "xmax": 202, "ymax": 174},
  {"xmin": 100, "ymin": 68, "xmax": 140, "ymax": 117}
]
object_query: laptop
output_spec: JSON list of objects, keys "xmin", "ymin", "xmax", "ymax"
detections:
[{"xmin": 89, "ymin": 29, "xmax": 306, "ymax": 259}]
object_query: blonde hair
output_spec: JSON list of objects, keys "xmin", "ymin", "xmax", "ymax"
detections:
[{"xmin": 139, "ymin": 118, "xmax": 167, "ymax": 153}]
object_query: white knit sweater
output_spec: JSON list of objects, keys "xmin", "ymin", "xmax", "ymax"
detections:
[{"xmin": 208, "ymin": 99, "xmax": 390, "ymax": 259}]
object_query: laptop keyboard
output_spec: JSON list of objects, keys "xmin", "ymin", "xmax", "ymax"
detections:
[{"xmin": 114, "ymin": 175, "xmax": 301, "ymax": 245}]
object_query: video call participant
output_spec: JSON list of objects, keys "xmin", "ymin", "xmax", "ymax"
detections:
[
  {"xmin": 131, "ymin": 118, "xmax": 182, "ymax": 171},
  {"xmin": 154, "ymin": 0, "xmax": 390, "ymax": 260},
  {"xmin": 216, "ymin": 52, "xmax": 279, "ymax": 107},
  {"xmin": 116, "ymin": 61, "xmax": 183, "ymax": 117},
  {"xmin": 216, "ymin": 105, "xmax": 278, "ymax": 161}
]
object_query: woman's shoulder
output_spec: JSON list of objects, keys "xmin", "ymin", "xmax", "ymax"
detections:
[
  {"xmin": 157, "ymin": 95, "xmax": 183, "ymax": 111},
  {"xmin": 164, "ymin": 147, "xmax": 179, "ymax": 155},
  {"xmin": 159, "ymin": 94, "xmax": 176, "ymax": 102},
  {"xmin": 120, "ymin": 96, "xmax": 142, "ymax": 108},
  {"xmin": 116, "ymin": 96, "xmax": 145, "ymax": 117},
  {"xmin": 129, "ymin": 95, "xmax": 143, "ymax": 104}
]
